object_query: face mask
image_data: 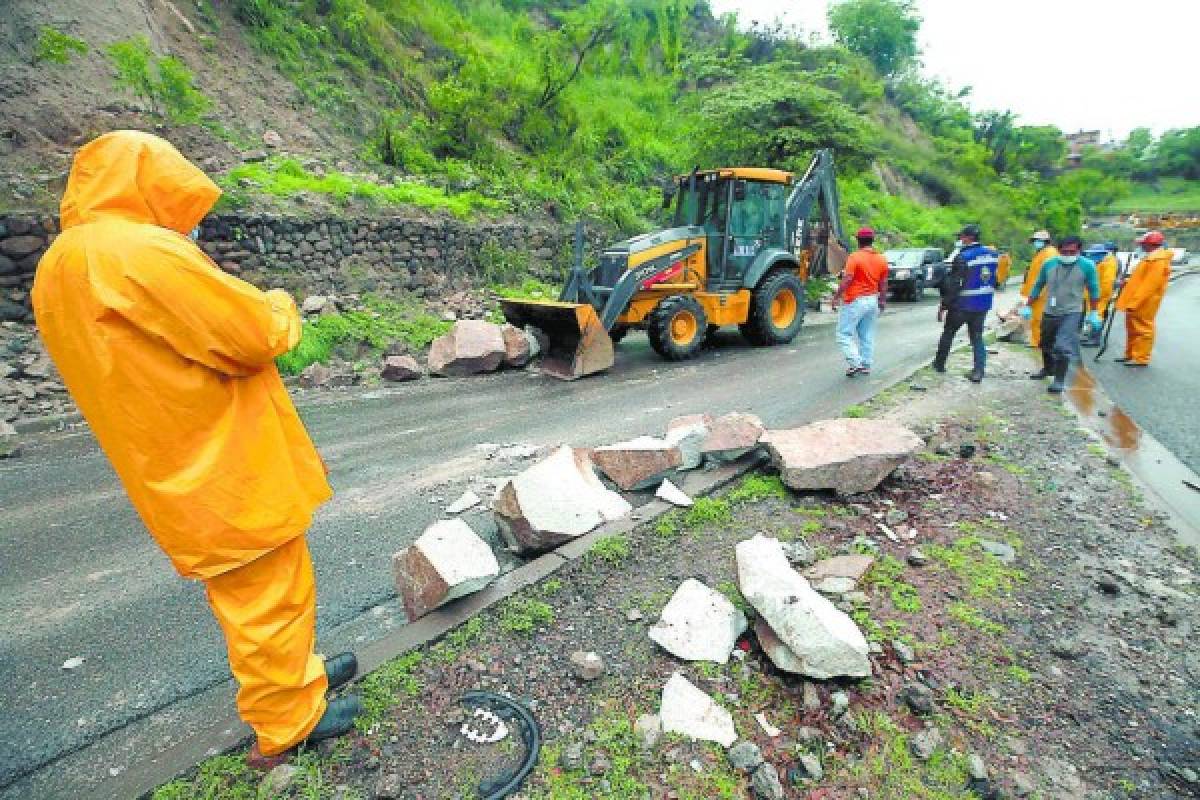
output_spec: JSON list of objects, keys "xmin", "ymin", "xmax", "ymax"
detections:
[
  {"xmin": 955, "ymin": 239, "xmax": 964, "ymax": 249},
  {"xmin": 1032, "ymin": 240, "xmax": 1047, "ymax": 251},
  {"xmin": 189, "ymin": 227, "xmax": 200, "ymax": 242},
  {"xmin": 1059, "ymin": 255, "xmax": 1078, "ymax": 265}
]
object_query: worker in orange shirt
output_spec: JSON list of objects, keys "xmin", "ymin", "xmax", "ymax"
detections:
[
  {"xmin": 1019, "ymin": 230, "xmax": 1058, "ymax": 348},
  {"xmin": 833, "ymin": 226, "xmax": 889, "ymax": 376},
  {"xmin": 1115, "ymin": 231, "xmax": 1173, "ymax": 366},
  {"xmin": 32, "ymin": 131, "xmax": 361, "ymax": 767}
]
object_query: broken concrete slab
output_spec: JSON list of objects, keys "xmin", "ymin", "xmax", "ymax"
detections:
[
  {"xmin": 428, "ymin": 320, "xmax": 507, "ymax": 377},
  {"xmin": 393, "ymin": 519, "xmax": 500, "ymax": 620},
  {"xmin": 493, "ymin": 445, "xmax": 631, "ymax": 554},
  {"xmin": 665, "ymin": 416, "xmax": 710, "ymax": 470},
  {"xmin": 380, "ymin": 354, "xmax": 421, "ymax": 382},
  {"xmin": 445, "ymin": 491, "xmax": 482, "ymax": 515},
  {"xmin": 656, "ymin": 479, "xmax": 693, "ymax": 507},
  {"xmin": 803, "ymin": 555, "xmax": 875, "ymax": 585},
  {"xmin": 753, "ymin": 618, "xmax": 807, "ymax": 674},
  {"xmin": 700, "ymin": 412, "xmax": 764, "ymax": 462},
  {"xmin": 500, "ymin": 324, "xmax": 534, "ymax": 368},
  {"xmin": 592, "ymin": 436, "xmax": 683, "ymax": 490},
  {"xmin": 648, "ymin": 579, "xmax": 748, "ymax": 664},
  {"xmin": 736, "ymin": 534, "xmax": 870, "ymax": 679},
  {"xmin": 659, "ymin": 673, "xmax": 737, "ymax": 747},
  {"xmin": 762, "ymin": 418, "xmax": 923, "ymax": 495}
]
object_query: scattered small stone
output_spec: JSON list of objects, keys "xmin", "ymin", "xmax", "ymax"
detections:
[
  {"xmin": 909, "ymin": 727, "xmax": 942, "ymax": 760},
  {"xmin": 560, "ymin": 741, "xmax": 585, "ymax": 770},
  {"xmin": 569, "ymin": 651, "xmax": 605, "ymax": 681},
  {"xmin": 830, "ymin": 690, "xmax": 849, "ymax": 718},
  {"xmin": 61, "ymin": 657, "xmax": 84, "ymax": 670},
  {"xmin": 260, "ymin": 764, "xmax": 298, "ymax": 795},
  {"xmin": 1049, "ymin": 638, "xmax": 1088, "ymax": 660},
  {"xmin": 959, "ymin": 443, "xmax": 976, "ymax": 458},
  {"xmin": 852, "ymin": 535, "xmax": 881, "ymax": 556},
  {"xmin": 754, "ymin": 711, "xmax": 781, "ymax": 738},
  {"xmin": 656, "ymin": 479, "xmax": 693, "ymax": 507},
  {"xmin": 934, "ymin": 441, "xmax": 955, "ymax": 456},
  {"xmin": 979, "ymin": 539, "xmax": 1016, "ymax": 565},
  {"xmin": 726, "ymin": 740, "xmax": 763, "ymax": 771},
  {"xmin": 884, "ymin": 508, "xmax": 908, "ymax": 525},
  {"xmin": 802, "ymin": 681, "xmax": 821, "ymax": 711},
  {"xmin": 588, "ymin": 754, "xmax": 611, "ymax": 776},
  {"xmin": 892, "ymin": 639, "xmax": 915, "ymax": 664},
  {"xmin": 900, "ymin": 681, "xmax": 934, "ymax": 715},
  {"xmin": 1, "ymin": 421, "xmax": 21, "ymax": 458},
  {"xmin": 780, "ymin": 540, "xmax": 816, "ymax": 567},
  {"xmin": 625, "ymin": 608, "xmax": 644, "ymax": 623},
  {"xmin": 973, "ymin": 471, "xmax": 999, "ymax": 490},
  {"xmin": 907, "ymin": 547, "xmax": 929, "ymax": 567},
  {"xmin": 795, "ymin": 726, "xmax": 822, "ymax": 744},
  {"xmin": 798, "ymin": 753, "xmax": 824, "ymax": 781},
  {"xmin": 659, "ymin": 673, "xmax": 737, "ymax": 747},
  {"xmin": 444, "ymin": 490, "xmax": 481, "ymax": 515},
  {"xmin": 751, "ymin": 762, "xmax": 785, "ymax": 800},
  {"xmin": 1013, "ymin": 772, "xmax": 1035, "ymax": 796},
  {"xmin": 967, "ymin": 753, "xmax": 989, "ymax": 781},
  {"xmin": 1095, "ymin": 575, "xmax": 1121, "ymax": 594},
  {"xmin": 634, "ymin": 713, "xmax": 662, "ymax": 751}
]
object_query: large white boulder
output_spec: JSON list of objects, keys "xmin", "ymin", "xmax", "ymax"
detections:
[
  {"xmin": 648, "ymin": 579, "xmax": 748, "ymax": 664},
  {"xmin": 493, "ymin": 445, "xmax": 631, "ymax": 554},
  {"xmin": 736, "ymin": 534, "xmax": 870, "ymax": 679},
  {"xmin": 762, "ymin": 418, "xmax": 923, "ymax": 495},
  {"xmin": 392, "ymin": 519, "xmax": 500, "ymax": 620},
  {"xmin": 659, "ymin": 673, "xmax": 737, "ymax": 747},
  {"xmin": 592, "ymin": 435, "xmax": 682, "ymax": 490}
]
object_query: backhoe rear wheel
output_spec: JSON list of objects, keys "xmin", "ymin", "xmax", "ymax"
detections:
[
  {"xmin": 648, "ymin": 295, "xmax": 708, "ymax": 361},
  {"xmin": 741, "ymin": 271, "xmax": 805, "ymax": 345}
]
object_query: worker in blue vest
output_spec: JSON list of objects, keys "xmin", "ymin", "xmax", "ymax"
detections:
[{"xmin": 932, "ymin": 223, "xmax": 999, "ymax": 383}]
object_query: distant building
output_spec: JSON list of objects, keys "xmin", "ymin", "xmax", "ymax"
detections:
[{"xmin": 1065, "ymin": 130, "xmax": 1103, "ymax": 168}]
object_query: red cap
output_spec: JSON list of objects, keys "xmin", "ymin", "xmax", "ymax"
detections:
[
  {"xmin": 856, "ymin": 226, "xmax": 875, "ymax": 238},
  {"xmin": 1136, "ymin": 230, "xmax": 1165, "ymax": 246}
]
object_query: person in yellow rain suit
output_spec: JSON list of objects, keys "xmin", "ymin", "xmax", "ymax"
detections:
[
  {"xmin": 1019, "ymin": 230, "xmax": 1058, "ymax": 347},
  {"xmin": 995, "ymin": 249, "xmax": 1012, "ymax": 289},
  {"xmin": 1081, "ymin": 242, "xmax": 1119, "ymax": 347},
  {"xmin": 32, "ymin": 131, "xmax": 361, "ymax": 765},
  {"xmin": 1115, "ymin": 230, "xmax": 1173, "ymax": 366}
]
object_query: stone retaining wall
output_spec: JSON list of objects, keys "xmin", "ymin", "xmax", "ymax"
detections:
[{"xmin": 0, "ymin": 211, "xmax": 610, "ymax": 322}]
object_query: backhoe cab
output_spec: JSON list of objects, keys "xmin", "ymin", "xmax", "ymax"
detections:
[{"xmin": 500, "ymin": 149, "xmax": 847, "ymax": 379}]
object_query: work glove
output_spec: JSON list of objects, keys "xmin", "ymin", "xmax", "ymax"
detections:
[
  {"xmin": 1086, "ymin": 311, "xmax": 1102, "ymax": 332},
  {"xmin": 1018, "ymin": 306, "xmax": 1033, "ymax": 320}
]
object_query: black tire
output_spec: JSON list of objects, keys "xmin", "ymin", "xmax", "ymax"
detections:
[
  {"xmin": 740, "ymin": 271, "xmax": 806, "ymax": 346},
  {"xmin": 648, "ymin": 295, "xmax": 708, "ymax": 360},
  {"xmin": 705, "ymin": 324, "xmax": 722, "ymax": 342},
  {"xmin": 609, "ymin": 324, "xmax": 630, "ymax": 344}
]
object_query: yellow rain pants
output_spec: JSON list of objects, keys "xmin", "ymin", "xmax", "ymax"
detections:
[
  {"xmin": 1116, "ymin": 248, "xmax": 1172, "ymax": 365},
  {"xmin": 33, "ymin": 130, "xmax": 333, "ymax": 754},
  {"xmin": 1020, "ymin": 245, "xmax": 1058, "ymax": 348}
]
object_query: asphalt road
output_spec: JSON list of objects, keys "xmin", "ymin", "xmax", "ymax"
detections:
[
  {"xmin": 0, "ymin": 297, "xmax": 948, "ymax": 795},
  {"xmin": 1088, "ymin": 273, "xmax": 1200, "ymax": 474}
]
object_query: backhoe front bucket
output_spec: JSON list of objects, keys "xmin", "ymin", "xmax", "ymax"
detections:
[{"xmin": 500, "ymin": 299, "xmax": 615, "ymax": 380}]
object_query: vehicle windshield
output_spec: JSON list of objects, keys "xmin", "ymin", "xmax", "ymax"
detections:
[
  {"xmin": 676, "ymin": 178, "xmax": 728, "ymax": 233},
  {"xmin": 884, "ymin": 250, "xmax": 923, "ymax": 267}
]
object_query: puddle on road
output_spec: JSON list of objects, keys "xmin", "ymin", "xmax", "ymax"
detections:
[{"xmin": 1066, "ymin": 366, "xmax": 1200, "ymax": 550}]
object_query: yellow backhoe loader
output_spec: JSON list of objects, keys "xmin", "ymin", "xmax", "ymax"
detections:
[{"xmin": 501, "ymin": 149, "xmax": 848, "ymax": 379}]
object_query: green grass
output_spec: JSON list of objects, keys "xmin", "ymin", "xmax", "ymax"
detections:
[
  {"xmin": 925, "ymin": 535, "xmax": 1023, "ymax": 598},
  {"xmin": 681, "ymin": 497, "xmax": 732, "ymax": 529},
  {"xmin": 275, "ymin": 294, "xmax": 451, "ymax": 375},
  {"xmin": 587, "ymin": 534, "xmax": 631, "ymax": 566},
  {"xmin": 727, "ymin": 474, "xmax": 789, "ymax": 504},
  {"xmin": 35, "ymin": 26, "xmax": 88, "ymax": 64},
  {"xmin": 844, "ymin": 404, "xmax": 869, "ymax": 418},
  {"xmin": 490, "ymin": 278, "xmax": 562, "ymax": 301},
  {"xmin": 152, "ymin": 754, "xmax": 256, "ymax": 800},
  {"xmin": 948, "ymin": 602, "xmax": 1005, "ymax": 635},
  {"xmin": 356, "ymin": 651, "xmax": 424, "ymax": 732},
  {"xmin": 840, "ymin": 710, "xmax": 976, "ymax": 799},
  {"xmin": 498, "ymin": 596, "xmax": 555, "ymax": 635},
  {"xmin": 223, "ymin": 158, "xmax": 504, "ymax": 217},
  {"xmin": 716, "ymin": 580, "xmax": 753, "ymax": 618},
  {"xmin": 1106, "ymin": 177, "xmax": 1200, "ymax": 213},
  {"xmin": 429, "ymin": 617, "xmax": 484, "ymax": 664}
]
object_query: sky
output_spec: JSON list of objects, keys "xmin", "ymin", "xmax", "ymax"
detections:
[{"xmin": 708, "ymin": 0, "xmax": 1200, "ymax": 140}]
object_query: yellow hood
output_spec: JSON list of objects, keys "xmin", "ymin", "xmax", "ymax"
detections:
[{"xmin": 60, "ymin": 130, "xmax": 221, "ymax": 234}]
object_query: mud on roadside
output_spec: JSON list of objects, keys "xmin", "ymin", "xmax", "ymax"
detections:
[{"xmin": 154, "ymin": 344, "xmax": 1200, "ymax": 800}]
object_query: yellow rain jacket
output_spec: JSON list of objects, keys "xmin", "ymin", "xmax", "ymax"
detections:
[
  {"xmin": 1117, "ymin": 247, "xmax": 1173, "ymax": 364},
  {"xmin": 1020, "ymin": 245, "xmax": 1058, "ymax": 347},
  {"xmin": 995, "ymin": 251, "xmax": 1012, "ymax": 287},
  {"xmin": 1091, "ymin": 253, "xmax": 1118, "ymax": 317},
  {"xmin": 32, "ymin": 131, "xmax": 332, "ymax": 579}
]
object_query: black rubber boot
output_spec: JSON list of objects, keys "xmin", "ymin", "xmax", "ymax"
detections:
[
  {"xmin": 303, "ymin": 695, "xmax": 363, "ymax": 745},
  {"xmin": 968, "ymin": 369, "xmax": 983, "ymax": 383},
  {"xmin": 1030, "ymin": 354, "xmax": 1052, "ymax": 380},
  {"xmin": 1047, "ymin": 358, "xmax": 1068, "ymax": 394},
  {"xmin": 931, "ymin": 361, "xmax": 946, "ymax": 373},
  {"xmin": 325, "ymin": 652, "xmax": 358, "ymax": 691}
]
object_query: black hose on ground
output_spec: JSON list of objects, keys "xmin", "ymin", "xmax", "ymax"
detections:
[{"xmin": 460, "ymin": 690, "xmax": 541, "ymax": 800}]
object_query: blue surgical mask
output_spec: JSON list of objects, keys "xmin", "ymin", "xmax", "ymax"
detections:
[
  {"xmin": 1032, "ymin": 240, "xmax": 1047, "ymax": 251},
  {"xmin": 1060, "ymin": 255, "xmax": 1078, "ymax": 265},
  {"xmin": 189, "ymin": 227, "xmax": 200, "ymax": 242}
]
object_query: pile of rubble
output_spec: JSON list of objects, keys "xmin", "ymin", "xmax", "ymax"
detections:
[{"xmin": 0, "ymin": 321, "xmax": 71, "ymax": 426}]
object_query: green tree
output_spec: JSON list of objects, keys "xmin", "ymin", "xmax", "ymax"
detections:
[
  {"xmin": 1008, "ymin": 125, "xmax": 1065, "ymax": 177},
  {"xmin": 827, "ymin": 0, "xmax": 920, "ymax": 77},
  {"xmin": 1153, "ymin": 126, "xmax": 1200, "ymax": 179}
]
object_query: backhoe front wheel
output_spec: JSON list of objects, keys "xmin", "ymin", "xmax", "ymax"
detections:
[
  {"xmin": 741, "ymin": 271, "xmax": 805, "ymax": 345},
  {"xmin": 648, "ymin": 295, "xmax": 708, "ymax": 361}
]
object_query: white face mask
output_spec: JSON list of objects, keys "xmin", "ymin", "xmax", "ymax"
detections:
[
  {"xmin": 189, "ymin": 227, "xmax": 200, "ymax": 242},
  {"xmin": 955, "ymin": 239, "xmax": 964, "ymax": 249},
  {"xmin": 1059, "ymin": 255, "xmax": 1078, "ymax": 265}
]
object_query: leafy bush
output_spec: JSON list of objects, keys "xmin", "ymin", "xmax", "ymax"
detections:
[
  {"xmin": 35, "ymin": 27, "xmax": 88, "ymax": 65},
  {"xmin": 106, "ymin": 37, "xmax": 211, "ymax": 124}
]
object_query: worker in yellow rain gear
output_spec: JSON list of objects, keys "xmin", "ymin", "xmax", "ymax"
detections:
[
  {"xmin": 1082, "ymin": 242, "xmax": 1119, "ymax": 347},
  {"xmin": 1114, "ymin": 230, "xmax": 1173, "ymax": 367},
  {"xmin": 995, "ymin": 249, "xmax": 1012, "ymax": 289},
  {"xmin": 32, "ymin": 131, "xmax": 361, "ymax": 765},
  {"xmin": 1019, "ymin": 230, "xmax": 1058, "ymax": 348}
]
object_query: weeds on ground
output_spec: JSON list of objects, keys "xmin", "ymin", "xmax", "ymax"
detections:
[
  {"xmin": 840, "ymin": 710, "xmax": 975, "ymax": 798},
  {"xmin": 682, "ymin": 497, "xmax": 732, "ymax": 530},
  {"xmin": 925, "ymin": 535, "xmax": 1023, "ymax": 598},
  {"xmin": 357, "ymin": 651, "xmax": 424, "ymax": 732},
  {"xmin": 430, "ymin": 617, "xmax": 484, "ymax": 664},
  {"xmin": 948, "ymin": 602, "xmax": 1005, "ymax": 635},
  {"xmin": 587, "ymin": 535, "xmax": 632, "ymax": 566},
  {"xmin": 845, "ymin": 404, "xmax": 868, "ymax": 418},
  {"xmin": 152, "ymin": 754, "xmax": 255, "ymax": 800},
  {"xmin": 716, "ymin": 580, "xmax": 753, "ymax": 618},
  {"xmin": 35, "ymin": 26, "xmax": 88, "ymax": 64},
  {"xmin": 727, "ymin": 474, "xmax": 788, "ymax": 504},
  {"xmin": 498, "ymin": 596, "xmax": 555, "ymax": 635}
]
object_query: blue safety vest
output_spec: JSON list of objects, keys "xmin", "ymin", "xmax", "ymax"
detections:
[{"xmin": 954, "ymin": 243, "xmax": 999, "ymax": 312}]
